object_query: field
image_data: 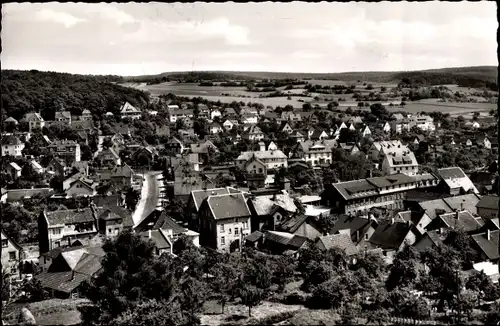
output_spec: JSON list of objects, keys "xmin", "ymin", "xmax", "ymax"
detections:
[{"xmin": 4, "ymin": 298, "xmax": 88, "ymax": 325}]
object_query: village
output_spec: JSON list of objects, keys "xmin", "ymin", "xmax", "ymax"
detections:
[{"xmin": 1, "ymin": 87, "xmax": 499, "ymax": 324}]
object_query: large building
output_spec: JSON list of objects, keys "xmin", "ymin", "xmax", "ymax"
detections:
[
  {"xmin": 1, "ymin": 135, "xmax": 25, "ymax": 157},
  {"xmin": 198, "ymin": 193, "xmax": 252, "ymax": 252},
  {"xmin": 292, "ymin": 140, "xmax": 336, "ymax": 167},
  {"xmin": 369, "ymin": 140, "xmax": 419, "ymax": 176},
  {"xmin": 236, "ymin": 149, "xmax": 288, "ymax": 170},
  {"xmin": 408, "ymin": 114, "xmax": 436, "ymax": 131},
  {"xmin": 47, "ymin": 140, "xmax": 81, "ymax": 163},
  {"xmin": 322, "ymin": 173, "xmax": 440, "ymax": 214}
]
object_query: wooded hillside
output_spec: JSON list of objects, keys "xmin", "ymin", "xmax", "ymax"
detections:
[{"xmin": 1, "ymin": 70, "xmax": 150, "ymax": 121}]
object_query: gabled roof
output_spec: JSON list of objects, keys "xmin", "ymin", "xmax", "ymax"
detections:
[
  {"xmin": 190, "ymin": 140, "xmax": 218, "ymax": 154},
  {"xmin": 134, "ymin": 209, "xmax": 186, "ymax": 234},
  {"xmin": 204, "ymin": 193, "xmax": 251, "ymax": 220},
  {"xmin": 476, "ymin": 195, "xmax": 499, "ymax": 210},
  {"xmin": 45, "ymin": 208, "xmax": 96, "ymax": 226},
  {"xmin": 330, "ymin": 215, "xmax": 375, "ymax": 240},
  {"xmin": 1, "ymin": 228, "xmax": 22, "ymax": 251},
  {"xmin": 433, "ymin": 211, "xmax": 483, "ymax": 232},
  {"xmin": 245, "ymin": 230, "xmax": 263, "ymax": 243},
  {"xmin": 471, "ymin": 230, "xmax": 499, "ymax": 261},
  {"xmin": 120, "ymin": 101, "xmax": 140, "ymax": 113},
  {"xmin": 97, "ymin": 206, "xmax": 133, "ymax": 227},
  {"xmin": 437, "ymin": 167, "xmax": 479, "ymax": 193},
  {"xmin": 2, "ymin": 135, "xmax": 23, "ymax": 146},
  {"xmin": 4, "ymin": 117, "xmax": 19, "ymax": 124},
  {"xmin": 55, "ymin": 111, "xmax": 71, "ymax": 119},
  {"xmin": 317, "ymin": 233, "xmax": 359, "ymax": 256},
  {"xmin": 23, "ymin": 112, "xmax": 44, "ymax": 122},
  {"xmin": 190, "ymin": 187, "xmax": 244, "ymax": 211},
  {"xmin": 368, "ymin": 221, "xmax": 413, "ymax": 250},
  {"xmin": 280, "ymin": 215, "xmax": 309, "ymax": 234}
]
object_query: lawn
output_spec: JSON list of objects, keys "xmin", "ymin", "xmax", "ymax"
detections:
[
  {"xmin": 4, "ymin": 298, "xmax": 89, "ymax": 326},
  {"xmin": 200, "ymin": 300, "xmax": 305, "ymax": 326}
]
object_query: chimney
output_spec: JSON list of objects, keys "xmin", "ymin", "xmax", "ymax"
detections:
[
  {"xmin": 487, "ymin": 229, "xmax": 491, "ymax": 241},
  {"xmin": 71, "ymin": 271, "xmax": 75, "ymax": 281}
]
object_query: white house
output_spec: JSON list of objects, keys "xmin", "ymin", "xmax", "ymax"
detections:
[
  {"xmin": 209, "ymin": 123, "xmax": 223, "ymax": 134},
  {"xmin": 222, "ymin": 120, "xmax": 234, "ymax": 130},
  {"xmin": 236, "ymin": 149, "xmax": 288, "ymax": 170},
  {"xmin": 23, "ymin": 112, "xmax": 45, "ymax": 132},
  {"xmin": 408, "ymin": 114, "xmax": 436, "ymax": 132},
  {"xmin": 241, "ymin": 114, "xmax": 258, "ymax": 124},
  {"xmin": 1, "ymin": 135, "xmax": 24, "ymax": 157},
  {"xmin": 210, "ymin": 109, "xmax": 222, "ymax": 120},
  {"xmin": 120, "ymin": 102, "xmax": 141, "ymax": 120},
  {"xmin": 169, "ymin": 109, "xmax": 194, "ymax": 123},
  {"xmin": 360, "ymin": 125, "xmax": 372, "ymax": 138}
]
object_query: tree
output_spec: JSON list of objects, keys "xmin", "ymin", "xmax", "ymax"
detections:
[
  {"xmin": 210, "ymin": 263, "xmax": 239, "ymax": 314},
  {"xmin": 108, "ymin": 299, "xmax": 193, "ymax": 326},
  {"xmin": 178, "ymin": 277, "xmax": 206, "ymax": 318},
  {"xmin": 315, "ymin": 214, "xmax": 338, "ymax": 235},
  {"xmin": 450, "ymin": 290, "xmax": 479, "ymax": 322},
  {"xmin": 386, "ymin": 246, "xmax": 420, "ymax": 291},
  {"xmin": 238, "ymin": 283, "xmax": 263, "ymax": 317},
  {"xmin": 125, "ymin": 188, "xmax": 140, "ymax": 211},
  {"xmin": 271, "ymin": 256, "xmax": 295, "ymax": 293}
]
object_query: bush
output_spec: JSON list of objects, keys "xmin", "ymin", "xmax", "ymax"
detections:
[{"xmin": 248, "ymin": 310, "xmax": 298, "ymax": 325}]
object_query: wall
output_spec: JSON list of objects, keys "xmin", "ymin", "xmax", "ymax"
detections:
[
  {"xmin": 294, "ymin": 222, "xmax": 321, "ymax": 241},
  {"xmin": 66, "ymin": 183, "xmax": 93, "ymax": 197},
  {"xmin": 1, "ymin": 233, "xmax": 21, "ymax": 277},
  {"xmin": 215, "ymin": 217, "xmax": 251, "ymax": 252},
  {"xmin": 477, "ymin": 207, "xmax": 498, "ymax": 220}
]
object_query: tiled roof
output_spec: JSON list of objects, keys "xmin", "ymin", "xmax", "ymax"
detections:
[
  {"xmin": 141, "ymin": 229, "xmax": 171, "ymax": 250},
  {"xmin": 476, "ymin": 195, "xmax": 499, "ymax": 210},
  {"xmin": 442, "ymin": 194, "xmax": 481, "ymax": 214},
  {"xmin": 45, "ymin": 208, "xmax": 95, "ymax": 226},
  {"xmin": 437, "ymin": 211, "xmax": 483, "ymax": 232},
  {"xmin": 397, "ymin": 211, "xmax": 425, "ymax": 225},
  {"xmin": 120, "ymin": 101, "xmax": 140, "ymax": 113},
  {"xmin": 206, "ymin": 193, "xmax": 251, "ymax": 220},
  {"xmin": 287, "ymin": 235, "xmax": 309, "ymax": 249},
  {"xmin": 5, "ymin": 117, "xmax": 19, "ymax": 124},
  {"xmin": 97, "ymin": 206, "xmax": 133, "ymax": 227},
  {"xmin": 245, "ymin": 231, "xmax": 263, "ymax": 242},
  {"xmin": 24, "ymin": 112, "xmax": 44, "ymax": 122},
  {"xmin": 264, "ymin": 231, "xmax": 294, "ymax": 246},
  {"xmin": 437, "ymin": 167, "xmax": 479, "ymax": 193},
  {"xmin": 299, "ymin": 140, "xmax": 333, "ymax": 153},
  {"xmin": 191, "ymin": 187, "xmax": 244, "ymax": 211},
  {"xmin": 318, "ymin": 233, "xmax": 359, "ymax": 256},
  {"xmin": 368, "ymin": 221, "xmax": 413, "ymax": 250},
  {"xmin": 330, "ymin": 215, "xmax": 374, "ymax": 240},
  {"xmin": 36, "ymin": 271, "xmax": 90, "ymax": 293},
  {"xmin": 472, "ymin": 230, "xmax": 499, "ymax": 260},
  {"xmin": 61, "ymin": 249, "xmax": 87, "ymax": 270},
  {"xmin": 418, "ymin": 198, "xmax": 453, "ymax": 220},
  {"xmin": 280, "ymin": 215, "xmax": 309, "ymax": 233},
  {"xmin": 135, "ymin": 209, "xmax": 186, "ymax": 234},
  {"xmin": 55, "ymin": 111, "xmax": 71, "ymax": 119},
  {"xmin": 190, "ymin": 140, "xmax": 218, "ymax": 154}
]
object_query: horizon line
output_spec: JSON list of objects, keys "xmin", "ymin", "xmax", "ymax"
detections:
[{"xmin": 2, "ymin": 64, "xmax": 496, "ymax": 78}]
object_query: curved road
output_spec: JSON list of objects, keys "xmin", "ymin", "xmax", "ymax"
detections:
[{"xmin": 132, "ymin": 171, "xmax": 162, "ymax": 226}]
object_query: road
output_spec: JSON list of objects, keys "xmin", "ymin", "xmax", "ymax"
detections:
[{"xmin": 132, "ymin": 171, "xmax": 162, "ymax": 226}]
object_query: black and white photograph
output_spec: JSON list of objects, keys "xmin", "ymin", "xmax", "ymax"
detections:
[{"xmin": 1, "ymin": 1, "xmax": 498, "ymax": 325}]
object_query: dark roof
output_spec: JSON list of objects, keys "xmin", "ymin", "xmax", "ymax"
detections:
[
  {"xmin": 141, "ymin": 229, "xmax": 171, "ymax": 250},
  {"xmin": 45, "ymin": 208, "xmax": 95, "ymax": 226},
  {"xmin": 97, "ymin": 206, "xmax": 133, "ymax": 228},
  {"xmin": 2, "ymin": 135, "xmax": 23, "ymax": 146},
  {"xmin": 73, "ymin": 253, "xmax": 102, "ymax": 276},
  {"xmin": 134, "ymin": 209, "xmax": 186, "ymax": 234},
  {"xmin": 471, "ymin": 230, "xmax": 499, "ymax": 260},
  {"xmin": 368, "ymin": 221, "xmax": 413, "ymax": 250},
  {"xmin": 191, "ymin": 187, "xmax": 243, "ymax": 211},
  {"xmin": 245, "ymin": 231, "xmax": 263, "ymax": 243},
  {"xmin": 438, "ymin": 167, "xmax": 466, "ymax": 179},
  {"xmin": 35, "ymin": 271, "xmax": 90, "ymax": 293},
  {"xmin": 330, "ymin": 215, "xmax": 374, "ymax": 237},
  {"xmin": 264, "ymin": 231, "xmax": 293, "ymax": 246},
  {"xmin": 437, "ymin": 211, "xmax": 483, "ymax": 232},
  {"xmin": 280, "ymin": 215, "xmax": 309, "ymax": 234},
  {"xmin": 287, "ymin": 235, "xmax": 309, "ymax": 249},
  {"xmin": 205, "ymin": 193, "xmax": 251, "ymax": 220},
  {"xmin": 477, "ymin": 195, "xmax": 499, "ymax": 210},
  {"xmin": 469, "ymin": 172, "xmax": 496, "ymax": 185},
  {"xmin": 397, "ymin": 211, "xmax": 425, "ymax": 225},
  {"xmin": 92, "ymin": 194, "xmax": 123, "ymax": 207}
]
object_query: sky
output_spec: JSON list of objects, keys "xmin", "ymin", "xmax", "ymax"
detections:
[{"xmin": 1, "ymin": 2, "xmax": 498, "ymax": 76}]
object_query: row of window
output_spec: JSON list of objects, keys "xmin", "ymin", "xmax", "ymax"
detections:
[
  {"xmin": 220, "ymin": 222, "xmax": 248, "ymax": 233},
  {"xmin": 220, "ymin": 233, "xmax": 249, "ymax": 245}
]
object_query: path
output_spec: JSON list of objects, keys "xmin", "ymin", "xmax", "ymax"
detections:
[{"xmin": 132, "ymin": 171, "xmax": 162, "ymax": 226}]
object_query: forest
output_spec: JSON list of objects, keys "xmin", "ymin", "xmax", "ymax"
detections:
[{"xmin": 1, "ymin": 70, "xmax": 150, "ymax": 121}]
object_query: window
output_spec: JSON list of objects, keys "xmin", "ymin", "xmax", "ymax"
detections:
[
  {"xmin": 1, "ymin": 239, "xmax": 8, "ymax": 248},
  {"xmin": 235, "ymin": 228, "xmax": 239, "ymax": 235},
  {"xmin": 220, "ymin": 224, "xmax": 225, "ymax": 233},
  {"xmin": 220, "ymin": 237, "xmax": 225, "ymax": 245},
  {"xmin": 9, "ymin": 252, "xmax": 16, "ymax": 261},
  {"xmin": 365, "ymin": 234, "xmax": 369, "ymax": 240},
  {"xmin": 55, "ymin": 241, "xmax": 60, "ymax": 248},
  {"xmin": 243, "ymin": 222, "xmax": 248, "ymax": 229},
  {"xmin": 228, "ymin": 228, "xmax": 232, "ymax": 234},
  {"xmin": 108, "ymin": 228, "xmax": 111, "ymax": 233}
]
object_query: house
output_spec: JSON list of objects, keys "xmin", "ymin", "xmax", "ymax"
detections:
[
  {"xmin": 210, "ymin": 109, "xmax": 222, "ymax": 120},
  {"xmin": 476, "ymin": 135, "xmax": 492, "ymax": 149},
  {"xmin": 209, "ymin": 122, "xmax": 223, "ymax": 134},
  {"xmin": 476, "ymin": 195, "xmax": 499, "ymax": 220},
  {"xmin": 198, "ymin": 193, "xmax": 252, "ymax": 252},
  {"xmin": 437, "ymin": 167, "xmax": 479, "ymax": 195},
  {"xmin": 360, "ymin": 125, "xmax": 372, "ymax": 138},
  {"xmin": 6, "ymin": 162, "xmax": 22, "ymax": 179},
  {"xmin": 241, "ymin": 114, "xmax": 258, "ymax": 124},
  {"xmin": 471, "ymin": 230, "xmax": 499, "ymax": 263},
  {"xmin": 66, "ymin": 176, "xmax": 98, "ymax": 197},
  {"xmin": 54, "ymin": 111, "xmax": 72, "ymax": 124},
  {"xmin": 165, "ymin": 137, "xmax": 185, "ymax": 155},
  {"xmin": 47, "ymin": 140, "xmax": 81, "ymax": 164},
  {"xmin": 408, "ymin": 114, "xmax": 436, "ymax": 131},
  {"xmin": 278, "ymin": 214, "xmax": 323, "ymax": 241},
  {"xmin": 328, "ymin": 214, "xmax": 378, "ymax": 245},
  {"xmin": 381, "ymin": 121, "xmax": 391, "ymax": 133},
  {"xmin": 96, "ymin": 206, "xmax": 134, "ymax": 238},
  {"xmin": 247, "ymin": 192, "xmax": 297, "ymax": 232},
  {"xmin": 244, "ymin": 153, "xmax": 268, "ymax": 176},
  {"xmin": 395, "ymin": 210, "xmax": 428, "ymax": 234},
  {"xmin": 243, "ymin": 125, "xmax": 265, "ymax": 141},
  {"xmin": 236, "ymin": 149, "xmax": 288, "ymax": 170},
  {"xmin": 119, "ymin": 102, "xmax": 141, "ymax": 120},
  {"xmin": 366, "ymin": 220, "xmax": 418, "ymax": 253},
  {"xmin": 413, "ymin": 135, "xmax": 425, "ymax": 145},
  {"xmin": 23, "ymin": 112, "xmax": 45, "ymax": 132},
  {"xmin": 1, "ymin": 135, "xmax": 25, "ymax": 157},
  {"xmin": 260, "ymin": 231, "xmax": 309, "ymax": 255},
  {"xmin": 2, "ymin": 228, "xmax": 23, "ymax": 278},
  {"xmin": 469, "ymin": 171, "xmax": 496, "ymax": 195},
  {"xmin": 310, "ymin": 129, "xmax": 329, "ymax": 141},
  {"xmin": 131, "ymin": 146, "xmax": 158, "ymax": 167},
  {"xmin": 80, "ymin": 109, "xmax": 92, "ymax": 121},
  {"xmin": 224, "ymin": 107, "xmax": 238, "ymax": 119},
  {"xmin": 322, "ymin": 173, "xmax": 425, "ymax": 214},
  {"xmin": 280, "ymin": 111, "xmax": 302, "ymax": 122},
  {"xmin": 95, "ymin": 164, "xmax": 134, "ymax": 187},
  {"xmin": 186, "ymin": 187, "xmax": 246, "ymax": 230},
  {"xmin": 95, "ymin": 148, "xmax": 121, "ymax": 167},
  {"xmin": 465, "ymin": 121, "xmax": 481, "ymax": 129},
  {"xmin": 390, "ymin": 114, "xmax": 410, "ymax": 134},
  {"xmin": 36, "ymin": 245, "xmax": 104, "ymax": 298},
  {"xmin": 190, "ymin": 140, "xmax": 218, "ymax": 164},
  {"xmin": 316, "ymin": 233, "xmax": 359, "ymax": 256},
  {"xmin": 169, "ymin": 109, "xmax": 194, "ymax": 123},
  {"xmin": 38, "ymin": 208, "xmax": 99, "ymax": 254},
  {"xmin": 280, "ymin": 122, "xmax": 294, "ymax": 134},
  {"xmin": 381, "ymin": 149, "xmax": 419, "ymax": 176},
  {"xmin": 290, "ymin": 130, "xmax": 306, "ymax": 143},
  {"xmin": 4, "ymin": 117, "xmax": 19, "ymax": 130},
  {"xmin": 46, "ymin": 158, "xmax": 67, "ymax": 177},
  {"xmin": 223, "ymin": 119, "xmax": 235, "ymax": 130},
  {"xmin": 292, "ymin": 140, "xmax": 333, "ymax": 167},
  {"xmin": 339, "ymin": 142, "xmax": 360, "ymax": 155},
  {"xmin": 425, "ymin": 210, "xmax": 483, "ymax": 234}
]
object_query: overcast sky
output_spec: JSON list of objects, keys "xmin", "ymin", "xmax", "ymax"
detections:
[{"xmin": 2, "ymin": 2, "xmax": 497, "ymax": 76}]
